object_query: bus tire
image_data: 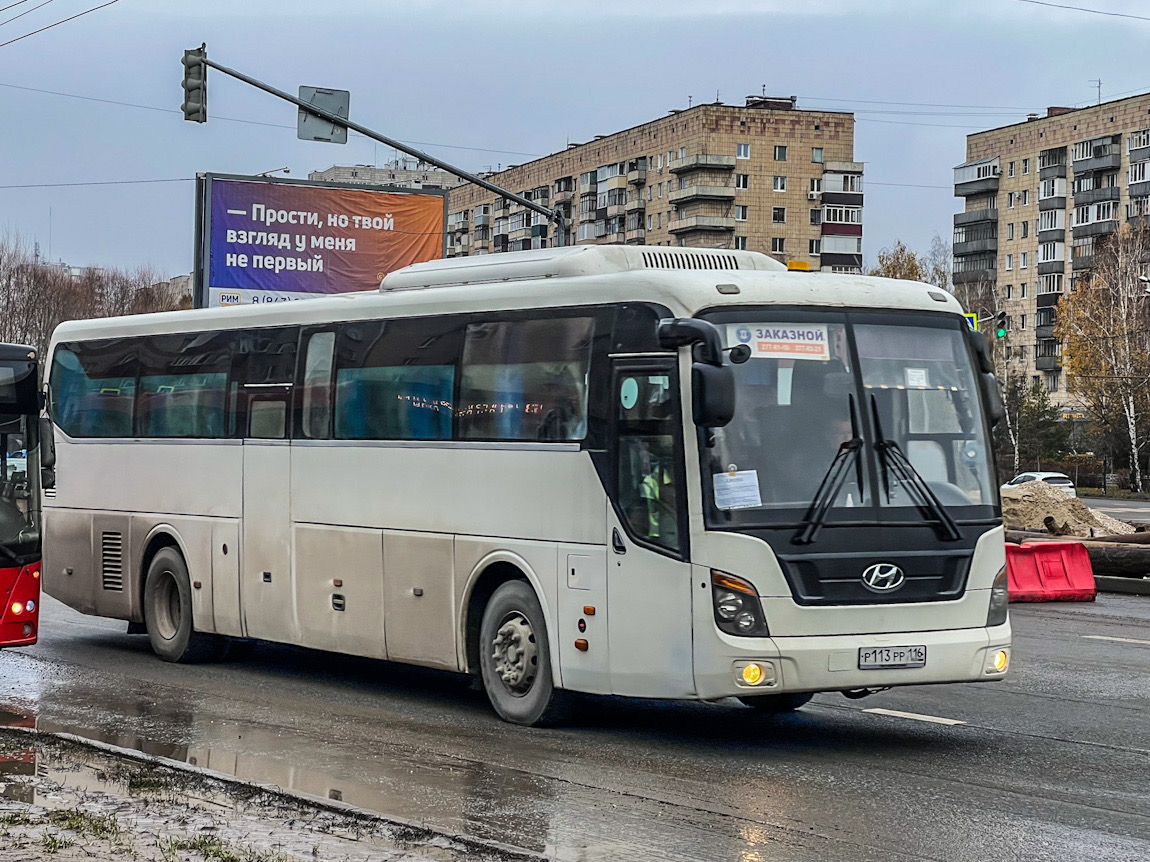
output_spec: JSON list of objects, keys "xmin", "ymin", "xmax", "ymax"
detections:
[
  {"xmin": 738, "ymin": 692, "xmax": 813, "ymax": 713},
  {"xmin": 479, "ymin": 580, "xmax": 567, "ymax": 727},
  {"xmin": 143, "ymin": 548, "xmax": 226, "ymax": 663}
]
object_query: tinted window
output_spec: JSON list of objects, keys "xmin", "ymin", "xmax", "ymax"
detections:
[
  {"xmin": 301, "ymin": 331, "xmax": 335, "ymax": 439},
  {"xmin": 50, "ymin": 340, "xmax": 138, "ymax": 438},
  {"xmin": 458, "ymin": 317, "xmax": 594, "ymax": 441},
  {"xmin": 136, "ymin": 332, "xmax": 234, "ymax": 438},
  {"xmin": 334, "ymin": 318, "xmax": 459, "ymax": 440},
  {"xmin": 616, "ymin": 371, "xmax": 681, "ymax": 553}
]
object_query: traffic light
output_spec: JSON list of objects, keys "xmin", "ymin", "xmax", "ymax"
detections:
[
  {"xmin": 995, "ymin": 310, "xmax": 1007, "ymax": 338},
  {"xmin": 181, "ymin": 44, "xmax": 208, "ymax": 123}
]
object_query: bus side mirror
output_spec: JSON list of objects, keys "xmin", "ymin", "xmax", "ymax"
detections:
[
  {"xmin": 39, "ymin": 417, "xmax": 56, "ymax": 470},
  {"xmin": 980, "ymin": 372, "xmax": 1005, "ymax": 428},
  {"xmin": 692, "ymin": 363, "xmax": 735, "ymax": 428}
]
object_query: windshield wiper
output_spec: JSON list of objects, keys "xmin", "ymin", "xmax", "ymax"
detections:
[
  {"xmin": 870, "ymin": 394, "xmax": 962, "ymax": 541},
  {"xmin": 794, "ymin": 396, "xmax": 862, "ymax": 545}
]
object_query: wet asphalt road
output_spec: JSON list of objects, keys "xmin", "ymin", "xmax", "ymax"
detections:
[{"xmin": 1, "ymin": 595, "xmax": 1148, "ymax": 862}]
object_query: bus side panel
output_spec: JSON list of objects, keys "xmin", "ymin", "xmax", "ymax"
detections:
[
  {"xmin": 212, "ymin": 520, "xmax": 241, "ymax": 637},
  {"xmin": 127, "ymin": 517, "xmax": 217, "ymax": 633},
  {"xmin": 383, "ymin": 530, "xmax": 455, "ymax": 670},
  {"xmin": 454, "ymin": 538, "xmax": 562, "ymax": 685},
  {"xmin": 42, "ymin": 507, "xmax": 96, "ymax": 615},
  {"xmin": 294, "ymin": 523, "xmax": 386, "ymax": 660}
]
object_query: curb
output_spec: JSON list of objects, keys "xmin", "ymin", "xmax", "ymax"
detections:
[
  {"xmin": 0, "ymin": 725, "xmax": 548, "ymax": 862},
  {"xmin": 1095, "ymin": 576, "xmax": 1150, "ymax": 597}
]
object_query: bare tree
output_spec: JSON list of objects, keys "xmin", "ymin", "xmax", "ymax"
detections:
[
  {"xmin": 1057, "ymin": 224, "xmax": 1150, "ymax": 491},
  {"xmin": 868, "ymin": 240, "xmax": 928, "ymax": 281}
]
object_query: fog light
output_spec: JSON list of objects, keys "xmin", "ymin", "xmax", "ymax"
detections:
[
  {"xmin": 991, "ymin": 650, "xmax": 1009, "ymax": 674},
  {"xmin": 10, "ymin": 602, "xmax": 21, "ymax": 615},
  {"xmin": 742, "ymin": 663, "xmax": 764, "ymax": 685},
  {"xmin": 21, "ymin": 624, "xmax": 31, "ymax": 637}
]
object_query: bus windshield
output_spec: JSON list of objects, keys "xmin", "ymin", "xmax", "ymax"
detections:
[{"xmin": 700, "ymin": 311, "xmax": 997, "ymax": 529}]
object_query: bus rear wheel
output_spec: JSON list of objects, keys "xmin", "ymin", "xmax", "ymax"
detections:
[
  {"xmin": 143, "ymin": 547, "xmax": 226, "ymax": 663},
  {"xmin": 738, "ymin": 692, "xmax": 813, "ymax": 713},
  {"xmin": 478, "ymin": 580, "xmax": 566, "ymax": 726}
]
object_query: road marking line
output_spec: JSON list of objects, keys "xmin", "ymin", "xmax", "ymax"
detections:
[
  {"xmin": 1082, "ymin": 635, "xmax": 1150, "ymax": 646},
  {"xmin": 862, "ymin": 708, "xmax": 965, "ymax": 726}
]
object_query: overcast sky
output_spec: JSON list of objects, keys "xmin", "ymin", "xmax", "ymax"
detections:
[{"xmin": 3, "ymin": 0, "xmax": 1150, "ymax": 277}]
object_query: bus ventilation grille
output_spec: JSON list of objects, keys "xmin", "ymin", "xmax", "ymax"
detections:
[
  {"xmin": 101, "ymin": 531, "xmax": 124, "ymax": 592},
  {"xmin": 640, "ymin": 251, "xmax": 741, "ymax": 271}
]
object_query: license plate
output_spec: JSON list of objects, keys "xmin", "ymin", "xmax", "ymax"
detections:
[{"xmin": 859, "ymin": 645, "xmax": 926, "ymax": 670}]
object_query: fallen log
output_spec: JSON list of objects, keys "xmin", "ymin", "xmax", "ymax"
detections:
[{"xmin": 1003, "ymin": 529, "xmax": 1150, "ymax": 577}]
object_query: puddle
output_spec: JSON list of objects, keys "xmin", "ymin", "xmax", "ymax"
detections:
[{"xmin": 0, "ymin": 728, "xmax": 526, "ymax": 861}]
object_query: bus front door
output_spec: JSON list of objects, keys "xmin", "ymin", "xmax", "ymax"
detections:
[{"xmin": 606, "ymin": 359, "xmax": 695, "ymax": 698}]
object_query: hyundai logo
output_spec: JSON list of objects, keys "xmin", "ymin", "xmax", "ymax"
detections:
[{"xmin": 861, "ymin": 563, "xmax": 906, "ymax": 592}]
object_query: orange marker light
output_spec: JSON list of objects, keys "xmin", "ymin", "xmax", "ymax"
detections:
[
  {"xmin": 574, "ymin": 639, "xmax": 589, "ymax": 652},
  {"xmin": 11, "ymin": 603, "xmax": 22, "ymax": 615}
]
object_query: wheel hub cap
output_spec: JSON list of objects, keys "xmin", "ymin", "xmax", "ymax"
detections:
[{"xmin": 492, "ymin": 614, "xmax": 537, "ymax": 694}]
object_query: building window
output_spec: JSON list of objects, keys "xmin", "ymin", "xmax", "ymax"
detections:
[
  {"xmin": 657, "ymin": 213, "xmax": 662, "ymax": 228},
  {"xmin": 734, "ymin": 236, "xmax": 747, "ymax": 250},
  {"xmin": 1022, "ymin": 158, "xmax": 1030, "ymax": 174},
  {"xmin": 1045, "ymin": 372, "xmax": 1058, "ymax": 393},
  {"xmin": 812, "ymin": 147, "xmax": 824, "ymax": 163},
  {"xmin": 823, "ymin": 205, "xmax": 862, "ymax": 224},
  {"xmin": 1005, "ymin": 254, "xmax": 1013, "ymax": 271},
  {"xmin": 1006, "ymin": 284, "xmax": 1013, "ymax": 299},
  {"xmin": 1007, "ymin": 223, "xmax": 1014, "ymax": 240},
  {"xmin": 1020, "ymin": 314, "xmax": 1026, "ymax": 330},
  {"xmin": 773, "ymin": 176, "xmax": 787, "ymax": 192},
  {"xmin": 737, "ymin": 143, "xmax": 751, "ymax": 159},
  {"xmin": 772, "ymin": 206, "xmax": 786, "ymax": 223},
  {"xmin": 1007, "ymin": 192, "xmax": 1015, "ymax": 208},
  {"xmin": 735, "ymin": 173, "xmax": 749, "ymax": 189},
  {"xmin": 1021, "ymin": 251, "xmax": 1028, "ymax": 269},
  {"xmin": 810, "ymin": 208, "xmax": 821, "ymax": 225},
  {"xmin": 771, "ymin": 237, "xmax": 785, "ymax": 253},
  {"xmin": 679, "ymin": 146, "xmax": 686, "ymax": 159},
  {"xmin": 809, "ymin": 238, "xmax": 821, "ymax": 254},
  {"xmin": 1021, "ymin": 282, "xmax": 1027, "ymax": 298},
  {"xmin": 647, "ymin": 214, "xmax": 653, "ymax": 230},
  {"xmin": 809, "ymin": 177, "xmax": 822, "ymax": 193},
  {"xmin": 1021, "ymin": 189, "xmax": 1029, "ymax": 206},
  {"xmin": 735, "ymin": 205, "xmax": 749, "ymax": 221},
  {"xmin": 774, "ymin": 145, "xmax": 787, "ymax": 161},
  {"xmin": 1008, "ymin": 161, "xmax": 1016, "ymax": 177},
  {"xmin": 1021, "ymin": 220, "xmax": 1029, "ymax": 238}
]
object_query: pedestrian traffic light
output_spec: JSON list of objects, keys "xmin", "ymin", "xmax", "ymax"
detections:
[
  {"xmin": 181, "ymin": 44, "xmax": 208, "ymax": 123},
  {"xmin": 995, "ymin": 310, "xmax": 1007, "ymax": 338}
]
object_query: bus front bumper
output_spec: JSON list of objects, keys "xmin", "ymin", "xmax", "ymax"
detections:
[{"xmin": 695, "ymin": 622, "xmax": 1012, "ymax": 700}]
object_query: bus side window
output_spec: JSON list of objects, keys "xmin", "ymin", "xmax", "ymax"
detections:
[
  {"xmin": 616, "ymin": 373, "xmax": 681, "ymax": 554},
  {"xmin": 301, "ymin": 331, "xmax": 335, "ymax": 439}
]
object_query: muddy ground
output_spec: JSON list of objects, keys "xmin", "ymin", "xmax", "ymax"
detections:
[{"xmin": 0, "ymin": 730, "xmax": 527, "ymax": 862}]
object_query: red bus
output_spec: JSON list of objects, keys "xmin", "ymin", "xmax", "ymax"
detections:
[{"xmin": 0, "ymin": 344, "xmax": 43, "ymax": 648}]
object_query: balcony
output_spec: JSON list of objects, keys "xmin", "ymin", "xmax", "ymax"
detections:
[
  {"xmin": 451, "ymin": 219, "xmax": 469, "ymax": 233},
  {"xmin": 577, "ymin": 209, "xmax": 596, "ymax": 224},
  {"xmin": 625, "ymin": 197, "xmax": 646, "ymax": 212},
  {"xmin": 954, "ymin": 208, "xmax": 998, "ymax": 227},
  {"xmin": 473, "ymin": 213, "xmax": 491, "ymax": 228},
  {"xmin": 1039, "ymin": 196, "xmax": 1066, "ymax": 212},
  {"xmin": 1040, "ymin": 163, "xmax": 1067, "ymax": 180},
  {"xmin": 667, "ymin": 215, "xmax": 736, "ymax": 233},
  {"xmin": 953, "ymin": 237, "xmax": 997, "ymax": 256},
  {"xmin": 1072, "ymin": 254, "xmax": 1093, "ymax": 271},
  {"xmin": 954, "ymin": 157, "xmax": 1000, "ymax": 197},
  {"xmin": 1037, "ymin": 260, "xmax": 1065, "ymax": 275},
  {"xmin": 668, "ymin": 185, "xmax": 737, "ymax": 204},
  {"xmin": 668, "ymin": 154, "xmax": 737, "ymax": 173},
  {"xmin": 553, "ymin": 189, "xmax": 573, "ymax": 204},
  {"xmin": 1072, "ymin": 151, "xmax": 1121, "ymax": 174},
  {"xmin": 625, "ymin": 228, "xmax": 646, "ymax": 243},
  {"xmin": 1130, "ymin": 180, "xmax": 1150, "ymax": 200},
  {"xmin": 472, "ymin": 239, "xmax": 491, "ymax": 252},
  {"xmin": 1073, "ymin": 220, "xmax": 1118, "ymax": 239},
  {"xmin": 1037, "ymin": 228, "xmax": 1065, "ymax": 244},
  {"xmin": 627, "ymin": 168, "xmax": 647, "ymax": 185},
  {"xmin": 602, "ymin": 231, "xmax": 625, "ymax": 244},
  {"xmin": 1036, "ymin": 324, "xmax": 1055, "ymax": 340},
  {"xmin": 1073, "ymin": 186, "xmax": 1120, "ymax": 205},
  {"xmin": 1035, "ymin": 355, "xmax": 1061, "ymax": 371}
]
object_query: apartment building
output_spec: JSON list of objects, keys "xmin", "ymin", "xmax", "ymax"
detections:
[
  {"xmin": 309, "ymin": 159, "xmax": 462, "ymax": 190},
  {"xmin": 953, "ymin": 92, "xmax": 1150, "ymax": 398},
  {"xmin": 444, "ymin": 96, "xmax": 864, "ymax": 271}
]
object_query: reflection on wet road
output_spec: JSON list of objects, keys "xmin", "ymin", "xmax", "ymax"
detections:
[{"xmin": 1, "ymin": 596, "xmax": 1149, "ymax": 861}]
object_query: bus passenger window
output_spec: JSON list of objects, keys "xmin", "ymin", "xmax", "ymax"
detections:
[
  {"xmin": 249, "ymin": 400, "xmax": 287, "ymax": 439},
  {"xmin": 616, "ymin": 374, "xmax": 680, "ymax": 553},
  {"xmin": 302, "ymin": 331, "xmax": 335, "ymax": 439}
]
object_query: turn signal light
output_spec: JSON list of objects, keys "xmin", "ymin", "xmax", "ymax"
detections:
[{"xmin": 991, "ymin": 650, "xmax": 1009, "ymax": 674}]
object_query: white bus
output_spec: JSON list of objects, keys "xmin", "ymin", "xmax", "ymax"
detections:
[{"xmin": 43, "ymin": 246, "xmax": 1011, "ymax": 725}]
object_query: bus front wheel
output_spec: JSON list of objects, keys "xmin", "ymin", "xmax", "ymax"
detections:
[
  {"xmin": 738, "ymin": 692, "xmax": 813, "ymax": 713},
  {"xmin": 143, "ymin": 547, "xmax": 226, "ymax": 663},
  {"xmin": 478, "ymin": 580, "xmax": 567, "ymax": 726}
]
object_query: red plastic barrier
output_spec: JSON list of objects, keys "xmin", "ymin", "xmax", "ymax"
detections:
[{"xmin": 1006, "ymin": 541, "xmax": 1096, "ymax": 602}]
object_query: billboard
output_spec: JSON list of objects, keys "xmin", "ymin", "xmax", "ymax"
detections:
[{"xmin": 194, "ymin": 173, "xmax": 446, "ymax": 307}]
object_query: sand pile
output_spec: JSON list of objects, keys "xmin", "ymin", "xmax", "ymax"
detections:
[{"xmin": 1001, "ymin": 480, "xmax": 1136, "ymax": 537}]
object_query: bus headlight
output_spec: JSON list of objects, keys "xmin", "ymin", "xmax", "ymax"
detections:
[
  {"xmin": 711, "ymin": 571, "xmax": 769, "ymax": 637},
  {"xmin": 986, "ymin": 566, "xmax": 1009, "ymax": 627}
]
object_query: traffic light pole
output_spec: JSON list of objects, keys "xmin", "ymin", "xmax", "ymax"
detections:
[{"xmin": 195, "ymin": 54, "xmax": 567, "ymax": 246}]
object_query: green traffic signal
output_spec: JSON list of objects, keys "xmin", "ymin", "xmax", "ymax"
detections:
[{"xmin": 994, "ymin": 310, "xmax": 1007, "ymax": 338}]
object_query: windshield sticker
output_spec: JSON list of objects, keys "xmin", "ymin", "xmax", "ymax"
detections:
[
  {"xmin": 905, "ymin": 367, "xmax": 929, "ymax": 388},
  {"xmin": 729, "ymin": 324, "xmax": 830, "ymax": 361},
  {"xmin": 713, "ymin": 470, "xmax": 762, "ymax": 510},
  {"xmin": 619, "ymin": 377, "xmax": 639, "ymax": 409}
]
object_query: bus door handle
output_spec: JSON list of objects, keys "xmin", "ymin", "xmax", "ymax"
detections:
[{"xmin": 611, "ymin": 528, "xmax": 627, "ymax": 555}]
